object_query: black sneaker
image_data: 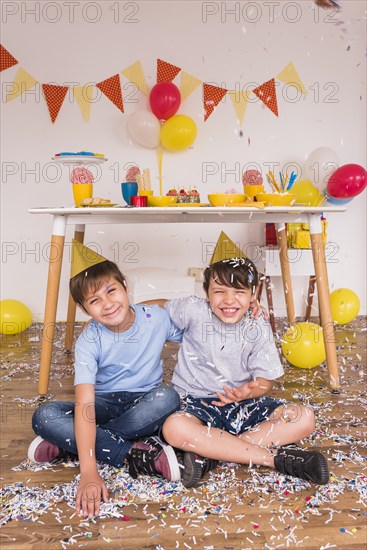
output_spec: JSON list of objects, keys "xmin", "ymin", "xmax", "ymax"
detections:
[
  {"xmin": 176, "ymin": 451, "xmax": 218, "ymax": 488},
  {"xmin": 274, "ymin": 446, "xmax": 330, "ymax": 485},
  {"xmin": 127, "ymin": 436, "xmax": 180, "ymax": 482}
]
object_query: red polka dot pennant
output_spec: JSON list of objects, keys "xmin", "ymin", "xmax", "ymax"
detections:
[
  {"xmin": 203, "ymin": 83, "xmax": 228, "ymax": 122},
  {"xmin": 157, "ymin": 59, "xmax": 181, "ymax": 83},
  {"xmin": 252, "ymin": 78, "xmax": 279, "ymax": 117},
  {"xmin": 0, "ymin": 44, "xmax": 18, "ymax": 72},
  {"xmin": 96, "ymin": 74, "xmax": 124, "ymax": 113},
  {"xmin": 42, "ymin": 84, "xmax": 69, "ymax": 123}
]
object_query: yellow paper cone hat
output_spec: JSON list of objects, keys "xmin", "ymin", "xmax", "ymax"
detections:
[
  {"xmin": 210, "ymin": 231, "xmax": 245, "ymax": 265},
  {"xmin": 71, "ymin": 240, "xmax": 108, "ymax": 278}
]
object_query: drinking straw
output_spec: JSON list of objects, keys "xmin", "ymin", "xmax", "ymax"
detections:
[
  {"xmin": 268, "ymin": 171, "xmax": 281, "ymax": 193},
  {"xmin": 287, "ymin": 172, "xmax": 297, "ymax": 190}
]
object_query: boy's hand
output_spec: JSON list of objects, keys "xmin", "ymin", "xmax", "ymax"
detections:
[
  {"xmin": 249, "ymin": 298, "xmax": 269, "ymax": 320},
  {"xmin": 212, "ymin": 380, "xmax": 259, "ymax": 406},
  {"xmin": 76, "ymin": 472, "xmax": 109, "ymax": 518}
]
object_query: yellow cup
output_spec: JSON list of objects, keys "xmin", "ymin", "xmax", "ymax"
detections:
[
  {"xmin": 244, "ymin": 185, "xmax": 265, "ymax": 200},
  {"xmin": 72, "ymin": 183, "xmax": 93, "ymax": 207},
  {"xmin": 139, "ymin": 189, "xmax": 154, "ymax": 196}
]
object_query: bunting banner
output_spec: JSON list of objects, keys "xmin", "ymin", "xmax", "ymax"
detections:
[
  {"xmin": 203, "ymin": 83, "xmax": 228, "ymax": 121},
  {"xmin": 252, "ymin": 78, "xmax": 279, "ymax": 117},
  {"xmin": 276, "ymin": 61, "xmax": 308, "ymax": 95},
  {"xmin": 157, "ymin": 59, "xmax": 181, "ymax": 83},
  {"xmin": 179, "ymin": 71, "xmax": 202, "ymax": 102},
  {"xmin": 42, "ymin": 84, "xmax": 69, "ymax": 123},
  {"xmin": 73, "ymin": 85, "xmax": 94, "ymax": 122},
  {"xmin": 6, "ymin": 67, "xmax": 37, "ymax": 102},
  {"xmin": 1, "ymin": 44, "xmax": 307, "ymax": 127},
  {"xmin": 0, "ymin": 44, "xmax": 18, "ymax": 72},
  {"xmin": 228, "ymin": 89, "xmax": 251, "ymax": 126},
  {"xmin": 121, "ymin": 60, "xmax": 149, "ymax": 95},
  {"xmin": 96, "ymin": 74, "xmax": 124, "ymax": 112}
]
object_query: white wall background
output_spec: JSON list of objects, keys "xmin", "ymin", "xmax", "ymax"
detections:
[{"xmin": 1, "ymin": 0, "xmax": 366, "ymax": 321}]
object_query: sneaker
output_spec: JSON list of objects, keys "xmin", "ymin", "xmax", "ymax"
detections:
[
  {"xmin": 127, "ymin": 436, "xmax": 180, "ymax": 482},
  {"xmin": 28, "ymin": 436, "xmax": 61, "ymax": 463},
  {"xmin": 177, "ymin": 451, "xmax": 218, "ymax": 488},
  {"xmin": 274, "ymin": 446, "xmax": 330, "ymax": 485}
]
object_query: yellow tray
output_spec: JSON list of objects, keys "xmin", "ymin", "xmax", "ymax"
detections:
[
  {"xmin": 226, "ymin": 201, "xmax": 265, "ymax": 208},
  {"xmin": 172, "ymin": 203, "xmax": 210, "ymax": 207},
  {"xmin": 80, "ymin": 203, "xmax": 118, "ymax": 208}
]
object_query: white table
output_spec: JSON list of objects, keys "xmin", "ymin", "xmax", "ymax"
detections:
[{"xmin": 29, "ymin": 205, "xmax": 346, "ymax": 394}]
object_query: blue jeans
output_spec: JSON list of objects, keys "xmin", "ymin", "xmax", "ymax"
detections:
[{"xmin": 31, "ymin": 384, "xmax": 180, "ymax": 467}]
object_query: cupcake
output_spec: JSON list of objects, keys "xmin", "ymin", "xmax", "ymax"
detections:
[
  {"xmin": 176, "ymin": 189, "xmax": 187, "ymax": 203},
  {"xmin": 187, "ymin": 188, "xmax": 200, "ymax": 203},
  {"xmin": 166, "ymin": 188, "xmax": 178, "ymax": 196},
  {"xmin": 175, "ymin": 188, "xmax": 200, "ymax": 203}
]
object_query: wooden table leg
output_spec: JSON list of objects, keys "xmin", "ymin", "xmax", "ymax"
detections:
[
  {"xmin": 265, "ymin": 276, "xmax": 276, "ymax": 334},
  {"xmin": 308, "ymin": 214, "xmax": 340, "ymax": 390},
  {"xmin": 38, "ymin": 216, "xmax": 66, "ymax": 395},
  {"xmin": 65, "ymin": 225, "xmax": 85, "ymax": 352},
  {"xmin": 305, "ymin": 275, "xmax": 316, "ymax": 322},
  {"xmin": 276, "ymin": 223, "xmax": 296, "ymax": 325}
]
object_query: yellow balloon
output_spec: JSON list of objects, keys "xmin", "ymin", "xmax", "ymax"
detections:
[
  {"xmin": 330, "ymin": 288, "xmax": 360, "ymax": 325},
  {"xmin": 0, "ymin": 299, "xmax": 32, "ymax": 335},
  {"xmin": 161, "ymin": 115, "xmax": 197, "ymax": 152},
  {"xmin": 281, "ymin": 322, "xmax": 326, "ymax": 369},
  {"xmin": 291, "ymin": 180, "xmax": 320, "ymax": 206}
]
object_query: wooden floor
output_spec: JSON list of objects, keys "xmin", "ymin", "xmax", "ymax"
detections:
[{"xmin": 1, "ymin": 317, "xmax": 366, "ymax": 549}]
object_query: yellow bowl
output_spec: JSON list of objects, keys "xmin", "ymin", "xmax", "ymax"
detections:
[
  {"xmin": 208, "ymin": 193, "xmax": 247, "ymax": 206},
  {"xmin": 255, "ymin": 193, "xmax": 296, "ymax": 206},
  {"xmin": 140, "ymin": 190, "xmax": 154, "ymax": 196},
  {"xmin": 147, "ymin": 195, "xmax": 178, "ymax": 207}
]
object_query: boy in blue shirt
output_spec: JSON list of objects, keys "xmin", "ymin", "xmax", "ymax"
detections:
[{"xmin": 28, "ymin": 241, "xmax": 192, "ymax": 518}]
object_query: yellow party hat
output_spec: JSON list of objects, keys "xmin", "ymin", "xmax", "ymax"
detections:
[
  {"xmin": 70, "ymin": 240, "xmax": 108, "ymax": 278},
  {"xmin": 210, "ymin": 231, "xmax": 245, "ymax": 265}
]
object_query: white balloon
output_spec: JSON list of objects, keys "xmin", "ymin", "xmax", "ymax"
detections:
[
  {"xmin": 127, "ymin": 110, "xmax": 161, "ymax": 149},
  {"xmin": 304, "ymin": 147, "xmax": 340, "ymax": 191}
]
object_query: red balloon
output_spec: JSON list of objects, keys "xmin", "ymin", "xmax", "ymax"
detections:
[
  {"xmin": 149, "ymin": 82, "xmax": 181, "ymax": 120},
  {"xmin": 327, "ymin": 163, "xmax": 367, "ymax": 199}
]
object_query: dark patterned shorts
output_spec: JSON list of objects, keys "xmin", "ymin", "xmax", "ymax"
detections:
[{"xmin": 180, "ymin": 394, "xmax": 284, "ymax": 435}]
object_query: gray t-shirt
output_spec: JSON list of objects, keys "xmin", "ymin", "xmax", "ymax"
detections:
[{"xmin": 165, "ymin": 296, "xmax": 284, "ymax": 398}]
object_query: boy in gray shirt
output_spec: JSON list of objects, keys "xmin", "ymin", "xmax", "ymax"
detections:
[{"xmin": 162, "ymin": 255, "xmax": 329, "ymax": 488}]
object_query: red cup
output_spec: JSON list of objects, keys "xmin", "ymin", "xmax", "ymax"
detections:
[{"xmin": 130, "ymin": 195, "xmax": 147, "ymax": 207}]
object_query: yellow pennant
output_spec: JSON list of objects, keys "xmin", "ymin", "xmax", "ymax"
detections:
[
  {"xmin": 276, "ymin": 62, "xmax": 308, "ymax": 95},
  {"xmin": 179, "ymin": 71, "xmax": 202, "ymax": 102},
  {"xmin": 6, "ymin": 67, "xmax": 37, "ymax": 102},
  {"xmin": 121, "ymin": 60, "xmax": 149, "ymax": 96},
  {"xmin": 228, "ymin": 89, "xmax": 251, "ymax": 126},
  {"xmin": 73, "ymin": 85, "xmax": 94, "ymax": 122}
]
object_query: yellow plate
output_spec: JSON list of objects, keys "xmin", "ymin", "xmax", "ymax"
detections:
[
  {"xmin": 172, "ymin": 203, "xmax": 209, "ymax": 207},
  {"xmin": 80, "ymin": 203, "xmax": 118, "ymax": 208},
  {"xmin": 226, "ymin": 201, "xmax": 265, "ymax": 209}
]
